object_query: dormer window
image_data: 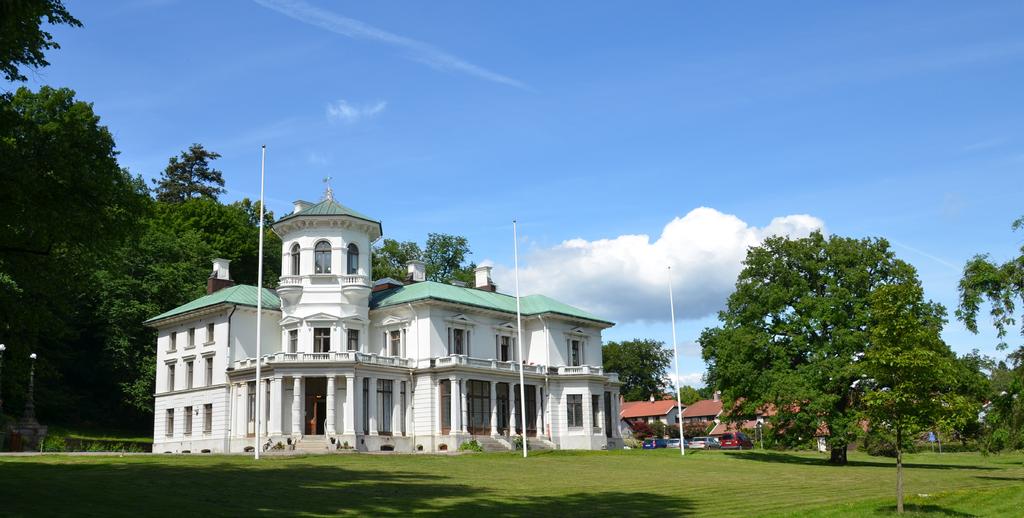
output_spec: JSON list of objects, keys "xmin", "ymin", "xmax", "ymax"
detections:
[
  {"xmin": 346, "ymin": 243, "xmax": 359, "ymax": 274},
  {"xmin": 314, "ymin": 241, "xmax": 332, "ymax": 274},
  {"xmin": 568, "ymin": 339, "xmax": 582, "ymax": 366},
  {"xmin": 290, "ymin": 243, "xmax": 301, "ymax": 275}
]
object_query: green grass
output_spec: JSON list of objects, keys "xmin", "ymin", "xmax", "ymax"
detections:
[
  {"xmin": 46, "ymin": 425, "xmax": 152, "ymax": 444},
  {"xmin": 0, "ymin": 449, "xmax": 1021, "ymax": 517}
]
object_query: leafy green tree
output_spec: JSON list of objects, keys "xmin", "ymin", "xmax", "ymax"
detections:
[
  {"xmin": 603, "ymin": 339, "xmax": 672, "ymax": 401},
  {"xmin": 424, "ymin": 233, "xmax": 475, "ymax": 283},
  {"xmin": 860, "ymin": 283, "xmax": 971, "ymax": 513},
  {"xmin": 700, "ymin": 231, "xmax": 918, "ymax": 465},
  {"xmin": 678, "ymin": 385, "xmax": 702, "ymax": 405},
  {"xmin": 0, "ymin": 86, "xmax": 148, "ymax": 419},
  {"xmin": 152, "ymin": 144, "xmax": 226, "ymax": 203},
  {"xmin": 372, "ymin": 238, "xmax": 423, "ymax": 280},
  {"xmin": 0, "ymin": 0, "xmax": 80, "ymax": 81}
]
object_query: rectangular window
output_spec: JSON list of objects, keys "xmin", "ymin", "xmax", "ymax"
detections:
[
  {"xmin": 498, "ymin": 335, "xmax": 511, "ymax": 362},
  {"xmin": 592, "ymin": 395, "xmax": 600, "ymax": 430},
  {"xmin": 377, "ymin": 379, "xmax": 393, "ymax": 435},
  {"xmin": 288, "ymin": 329, "xmax": 298, "ymax": 353},
  {"xmin": 450, "ymin": 328, "xmax": 466, "ymax": 355},
  {"xmin": 205, "ymin": 357, "xmax": 214, "ymax": 386},
  {"xmin": 165, "ymin": 409, "xmax": 174, "ymax": 437},
  {"xmin": 567, "ymin": 394, "xmax": 583, "ymax": 428},
  {"xmin": 203, "ymin": 403, "xmax": 213, "ymax": 433},
  {"xmin": 185, "ymin": 360, "xmax": 194, "ymax": 389},
  {"xmin": 167, "ymin": 364, "xmax": 175, "ymax": 392},
  {"xmin": 440, "ymin": 380, "xmax": 451, "ymax": 434},
  {"xmin": 313, "ymin": 327, "xmax": 331, "ymax": 353},
  {"xmin": 569, "ymin": 339, "xmax": 582, "ymax": 366},
  {"xmin": 388, "ymin": 330, "xmax": 401, "ymax": 356},
  {"xmin": 169, "ymin": 332, "xmax": 176, "ymax": 351},
  {"xmin": 246, "ymin": 381, "xmax": 256, "ymax": 436},
  {"xmin": 184, "ymin": 406, "xmax": 193, "ymax": 435},
  {"xmin": 206, "ymin": 323, "xmax": 215, "ymax": 344},
  {"xmin": 188, "ymin": 328, "xmax": 195, "ymax": 348},
  {"xmin": 347, "ymin": 329, "xmax": 359, "ymax": 352}
]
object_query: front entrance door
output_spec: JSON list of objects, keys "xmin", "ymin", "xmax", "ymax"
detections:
[
  {"xmin": 496, "ymin": 383, "xmax": 510, "ymax": 434},
  {"xmin": 513, "ymin": 384, "xmax": 538, "ymax": 437},
  {"xmin": 304, "ymin": 377, "xmax": 327, "ymax": 435}
]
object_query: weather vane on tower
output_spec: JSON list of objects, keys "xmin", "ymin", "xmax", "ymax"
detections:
[{"xmin": 323, "ymin": 176, "xmax": 334, "ymax": 201}]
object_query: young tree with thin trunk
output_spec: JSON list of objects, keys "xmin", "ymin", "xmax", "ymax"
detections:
[{"xmin": 861, "ymin": 283, "xmax": 971, "ymax": 513}]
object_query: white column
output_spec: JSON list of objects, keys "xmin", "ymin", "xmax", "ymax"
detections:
[
  {"xmin": 536, "ymin": 384, "xmax": 544, "ymax": 436},
  {"xmin": 368, "ymin": 375, "xmax": 378, "ymax": 435},
  {"xmin": 583, "ymin": 386, "xmax": 594, "ymax": 434},
  {"xmin": 509, "ymin": 384, "xmax": 518, "ymax": 436},
  {"xmin": 269, "ymin": 377, "xmax": 283, "ymax": 435},
  {"xmin": 292, "ymin": 376, "xmax": 303, "ymax": 437},
  {"xmin": 326, "ymin": 375, "xmax": 337, "ymax": 435},
  {"xmin": 460, "ymin": 379, "xmax": 469, "ymax": 433},
  {"xmin": 436, "ymin": 379, "xmax": 443, "ymax": 435},
  {"xmin": 343, "ymin": 374, "xmax": 355, "ymax": 435},
  {"xmin": 489, "ymin": 381, "xmax": 498, "ymax": 436},
  {"xmin": 449, "ymin": 375, "xmax": 459, "ymax": 435},
  {"xmin": 392, "ymin": 379, "xmax": 402, "ymax": 436},
  {"xmin": 613, "ymin": 391, "xmax": 622, "ymax": 438},
  {"xmin": 261, "ymin": 378, "xmax": 270, "ymax": 436}
]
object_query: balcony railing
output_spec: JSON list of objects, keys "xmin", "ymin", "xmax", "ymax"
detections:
[
  {"xmin": 232, "ymin": 352, "xmax": 620, "ymax": 381},
  {"xmin": 278, "ymin": 275, "xmax": 302, "ymax": 286}
]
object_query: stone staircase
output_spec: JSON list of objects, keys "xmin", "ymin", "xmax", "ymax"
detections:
[
  {"xmin": 526, "ymin": 437, "xmax": 556, "ymax": 451},
  {"xmin": 295, "ymin": 435, "xmax": 331, "ymax": 454},
  {"xmin": 473, "ymin": 435, "xmax": 511, "ymax": 452}
]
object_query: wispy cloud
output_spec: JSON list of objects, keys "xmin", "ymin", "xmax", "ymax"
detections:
[
  {"xmin": 326, "ymin": 99, "xmax": 387, "ymax": 124},
  {"xmin": 252, "ymin": 0, "xmax": 528, "ymax": 89}
]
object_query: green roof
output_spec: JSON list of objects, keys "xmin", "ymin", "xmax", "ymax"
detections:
[
  {"xmin": 276, "ymin": 198, "xmax": 380, "ymax": 226},
  {"xmin": 144, "ymin": 284, "xmax": 281, "ymax": 324},
  {"xmin": 370, "ymin": 281, "xmax": 613, "ymax": 326}
]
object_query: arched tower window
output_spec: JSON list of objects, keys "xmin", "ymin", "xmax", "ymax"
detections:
[
  {"xmin": 347, "ymin": 243, "xmax": 359, "ymax": 275},
  {"xmin": 290, "ymin": 243, "xmax": 301, "ymax": 275},
  {"xmin": 314, "ymin": 240, "xmax": 332, "ymax": 274}
]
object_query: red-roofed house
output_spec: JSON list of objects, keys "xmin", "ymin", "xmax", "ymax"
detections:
[{"xmin": 619, "ymin": 399, "xmax": 682, "ymax": 436}]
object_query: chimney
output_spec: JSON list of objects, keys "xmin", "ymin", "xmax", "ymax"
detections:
[
  {"xmin": 292, "ymin": 199, "xmax": 313, "ymax": 214},
  {"xmin": 406, "ymin": 260, "xmax": 426, "ymax": 283},
  {"xmin": 713, "ymin": 390, "xmax": 721, "ymax": 402},
  {"xmin": 474, "ymin": 265, "xmax": 496, "ymax": 292},
  {"xmin": 207, "ymin": 258, "xmax": 235, "ymax": 294}
]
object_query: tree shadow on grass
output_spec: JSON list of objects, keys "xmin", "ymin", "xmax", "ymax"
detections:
[
  {"xmin": 872, "ymin": 504, "xmax": 977, "ymax": 517},
  {"xmin": 721, "ymin": 451, "xmax": 997, "ymax": 470},
  {"xmin": 0, "ymin": 458, "xmax": 694, "ymax": 517}
]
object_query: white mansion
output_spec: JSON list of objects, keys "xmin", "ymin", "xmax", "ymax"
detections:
[{"xmin": 147, "ymin": 192, "xmax": 623, "ymax": 453}]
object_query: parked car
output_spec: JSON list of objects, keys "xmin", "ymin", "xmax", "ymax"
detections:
[
  {"xmin": 642, "ymin": 438, "xmax": 668, "ymax": 449},
  {"xmin": 666, "ymin": 438, "xmax": 689, "ymax": 449},
  {"xmin": 689, "ymin": 436, "xmax": 721, "ymax": 449},
  {"xmin": 719, "ymin": 432, "xmax": 753, "ymax": 450}
]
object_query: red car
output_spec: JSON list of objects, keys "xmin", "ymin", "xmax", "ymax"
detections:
[{"xmin": 718, "ymin": 432, "xmax": 753, "ymax": 450}]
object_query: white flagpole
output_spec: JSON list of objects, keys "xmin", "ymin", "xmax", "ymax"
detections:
[
  {"xmin": 513, "ymin": 220, "xmax": 528, "ymax": 458},
  {"xmin": 254, "ymin": 145, "xmax": 267, "ymax": 460},
  {"xmin": 668, "ymin": 266, "xmax": 685, "ymax": 456}
]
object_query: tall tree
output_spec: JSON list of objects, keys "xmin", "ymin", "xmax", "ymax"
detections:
[
  {"xmin": 602, "ymin": 339, "xmax": 673, "ymax": 401},
  {"xmin": 372, "ymin": 238, "xmax": 423, "ymax": 281},
  {"xmin": 957, "ymin": 215, "xmax": 1024, "ymax": 353},
  {"xmin": 700, "ymin": 231, "xmax": 919, "ymax": 465},
  {"xmin": 860, "ymin": 283, "xmax": 971, "ymax": 513},
  {"xmin": 0, "ymin": 86, "xmax": 148, "ymax": 419},
  {"xmin": 678, "ymin": 385, "xmax": 702, "ymax": 405},
  {"xmin": 152, "ymin": 144, "xmax": 226, "ymax": 203},
  {"xmin": 424, "ymin": 233, "xmax": 475, "ymax": 283},
  {"xmin": 0, "ymin": 0, "xmax": 80, "ymax": 82}
]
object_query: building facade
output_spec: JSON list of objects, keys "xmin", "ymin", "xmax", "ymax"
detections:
[{"xmin": 147, "ymin": 193, "xmax": 623, "ymax": 453}]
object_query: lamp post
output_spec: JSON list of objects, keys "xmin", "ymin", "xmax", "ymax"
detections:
[
  {"xmin": 0, "ymin": 343, "xmax": 6, "ymax": 414},
  {"xmin": 24, "ymin": 353, "xmax": 36, "ymax": 420}
]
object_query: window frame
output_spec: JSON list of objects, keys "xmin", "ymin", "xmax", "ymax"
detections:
[
  {"xmin": 290, "ymin": 243, "xmax": 301, "ymax": 275},
  {"xmin": 205, "ymin": 323, "xmax": 215, "ymax": 345},
  {"xmin": 567, "ymin": 394, "xmax": 583, "ymax": 428},
  {"xmin": 165, "ymin": 409, "xmax": 174, "ymax": 437},
  {"xmin": 184, "ymin": 405, "xmax": 193, "ymax": 436},
  {"xmin": 167, "ymin": 364, "xmax": 176, "ymax": 392},
  {"xmin": 347, "ymin": 328, "xmax": 360, "ymax": 352},
  {"xmin": 203, "ymin": 403, "xmax": 213, "ymax": 434},
  {"xmin": 313, "ymin": 240, "xmax": 332, "ymax": 274},
  {"xmin": 288, "ymin": 329, "xmax": 298, "ymax": 353},
  {"xmin": 205, "ymin": 356, "xmax": 214, "ymax": 386},
  {"xmin": 346, "ymin": 243, "xmax": 359, "ymax": 275},
  {"xmin": 185, "ymin": 360, "xmax": 194, "ymax": 389},
  {"xmin": 313, "ymin": 327, "xmax": 331, "ymax": 353}
]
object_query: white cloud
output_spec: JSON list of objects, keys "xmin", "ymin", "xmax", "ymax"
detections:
[
  {"xmin": 325, "ymin": 99, "xmax": 387, "ymax": 124},
  {"xmin": 253, "ymin": 0, "xmax": 527, "ymax": 89},
  {"xmin": 492, "ymin": 207, "xmax": 824, "ymax": 324},
  {"xmin": 668, "ymin": 372, "xmax": 706, "ymax": 388}
]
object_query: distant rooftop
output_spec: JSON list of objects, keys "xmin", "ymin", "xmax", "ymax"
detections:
[{"xmin": 144, "ymin": 284, "xmax": 281, "ymax": 325}]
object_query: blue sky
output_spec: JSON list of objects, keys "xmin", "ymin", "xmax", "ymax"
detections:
[{"xmin": 13, "ymin": 1, "xmax": 1024, "ymax": 385}]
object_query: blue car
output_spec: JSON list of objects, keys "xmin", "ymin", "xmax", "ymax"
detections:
[{"xmin": 642, "ymin": 438, "xmax": 668, "ymax": 449}]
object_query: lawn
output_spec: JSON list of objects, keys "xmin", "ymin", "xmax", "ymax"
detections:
[{"xmin": 0, "ymin": 449, "xmax": 1021, "ymax": 517}]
